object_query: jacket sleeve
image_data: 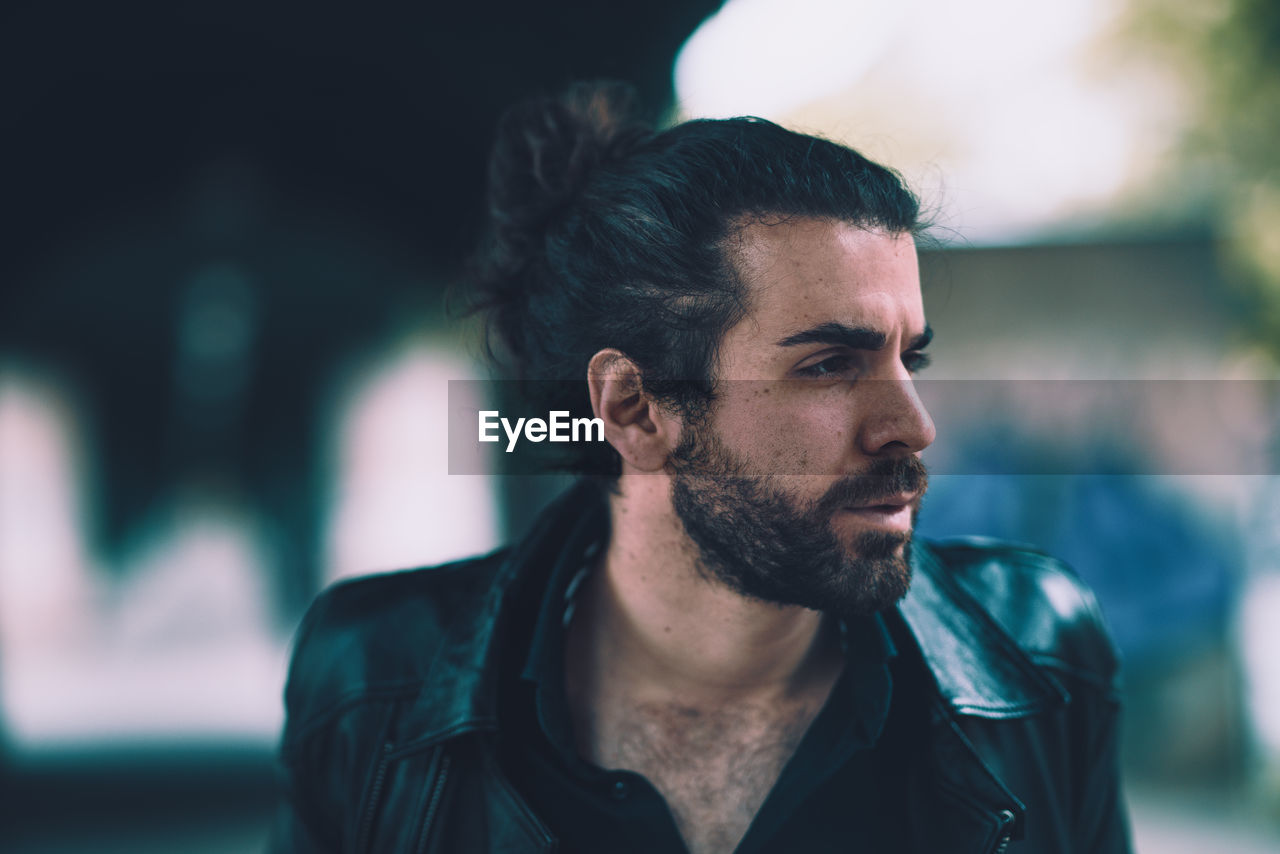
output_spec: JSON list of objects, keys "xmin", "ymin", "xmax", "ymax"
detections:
[
  {"xmin": 271, "ymin": 738, "xmax": 344, "ymax": 853},
  {"xmin": 1065, "ymin": 567, "xmax": 1132, "ymax": 854},
  {"xmin": 270, "ymin": 589, "xmax": 347, "ymax": 853},
  {"xmin": 1047, "ymin": 562, "xmax": 1133, "ymax": 854},
  {"xmin": 1076, "ymin": 694, "xmax": 1132, "ymax": 853},
  {"xmin": 1051, "ymin": 562, "xmax": 1131, "ymax": 854}
]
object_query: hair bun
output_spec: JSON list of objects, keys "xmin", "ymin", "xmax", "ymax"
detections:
[{"xmin": 484, "ymin": 80, "xmax": 650, "ymax": 267}]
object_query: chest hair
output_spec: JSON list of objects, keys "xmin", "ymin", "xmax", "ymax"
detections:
[{"xmin": 592, "ymin": 698, "xmax": 820, "ymax": 854}]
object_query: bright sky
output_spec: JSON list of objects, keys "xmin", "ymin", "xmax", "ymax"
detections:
[{"xmin": 675, "ymin": 0, "xmax": 1181, "ymax": 243}]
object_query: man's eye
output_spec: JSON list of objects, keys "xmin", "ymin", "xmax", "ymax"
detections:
[
  {"xmin": 903, "ymin": 350, "xmax": 932, "ymax": 373},
  {"xmin": 798, "ymin": 354, "xmax": 856, "ymax": 378}
]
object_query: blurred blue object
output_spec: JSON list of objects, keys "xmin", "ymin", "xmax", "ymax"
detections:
[{"xmin": 919, "ymin": 473, "xmax": 1236, "ymax": 668}]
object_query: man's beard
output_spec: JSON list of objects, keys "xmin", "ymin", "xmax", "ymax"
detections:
[{"xmin": 669, "ymin": 422, "xmax": 929, "ymax": 620}]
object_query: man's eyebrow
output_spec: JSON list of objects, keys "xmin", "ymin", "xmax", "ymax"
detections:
[
  {"xmin": 776, "ymin": 323, "xmax": 886, "ymax": 350},
  {"xmin": 775, "ymin": 322, "xmax": 933, "ymax": 350},
  {"xmin": 908, "ymin": 325, "xmax": 933, "ymax": 350}
]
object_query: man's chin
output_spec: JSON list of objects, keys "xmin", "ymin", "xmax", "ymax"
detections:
[
  {"xmin": 819, "ymin": 530, "xmax": 916, "ymax": 616},
  {"xmin": 831, "ymin": 518, "xmax": 914, "ymax": 558},
  {"xmin": 815, "ymin": 566, "xmax": 912, "ymax": 620}
]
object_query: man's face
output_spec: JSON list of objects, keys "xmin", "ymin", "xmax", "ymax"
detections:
[{"xmin": 668, "ymin": 218, "xmax": 935, "ymax": 619}]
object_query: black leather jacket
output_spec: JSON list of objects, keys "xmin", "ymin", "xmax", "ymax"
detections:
[{"xmin": 274, "ymin": 482, "xmax": 1131, "ymax": 853}]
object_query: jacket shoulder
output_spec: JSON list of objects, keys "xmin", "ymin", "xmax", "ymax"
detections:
[
  {"xmin": 927, "ymin": 536, "xmax": 1121, "ymax": 696},
  {"xmin": 281, "ymin": 549, "xmax": 509, "ymax": 745}
]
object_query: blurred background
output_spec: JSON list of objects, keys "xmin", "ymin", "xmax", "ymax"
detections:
[{"xmin": 1, "ymin": 1, "xmax": 1277, "ymax": 851}]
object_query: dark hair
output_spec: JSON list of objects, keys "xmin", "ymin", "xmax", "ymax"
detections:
[{"xmin": 463, "ymin": 81, "xmax": 924, "ymax": 475}]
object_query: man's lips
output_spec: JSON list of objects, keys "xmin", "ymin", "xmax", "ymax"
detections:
[{"xmin": 837, "ymin": 494, "xmax": 918, "ymax": 531}]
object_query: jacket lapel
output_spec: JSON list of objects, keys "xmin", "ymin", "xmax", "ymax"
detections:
[
  {"xmin": 395, "ymin": 483, "xmax": 600, "ymax": 749},
  {"xmin": 894, "ymin": 539, "xmax": 1072, "ymax": 851},
  {"xmin": 904, "ymin": 712, "xmax": 1025, "ymax": 853},
  {"xmin": 899, "ymin": 540, "xmax": 1069, "ymax": 717}
]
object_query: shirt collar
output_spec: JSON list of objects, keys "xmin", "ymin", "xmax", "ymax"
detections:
[{"xmin": 518, "ymin": 490, "xmax": 609, "ymax": 751}]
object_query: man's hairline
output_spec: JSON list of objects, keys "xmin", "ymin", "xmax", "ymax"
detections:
[{"xmin": 710, "ymin": 213, "xmax": 921, "ymax": 386}]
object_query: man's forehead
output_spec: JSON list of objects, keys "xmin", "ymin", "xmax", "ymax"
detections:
[{"xmin": 727, "ymin": 217, "xmax": 925, "ymax": 337}]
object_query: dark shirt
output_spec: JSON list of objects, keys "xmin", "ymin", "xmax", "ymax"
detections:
[{"xmin": 497, "ymin": 503, "xmax": 921, "ymax": 853}]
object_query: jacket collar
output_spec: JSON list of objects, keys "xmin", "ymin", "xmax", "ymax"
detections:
[
  {"xmin": 398, "ymin": 478, "xmax": 1067, "ymax": 750},
  {"xmin": 397, "ymin": 481, "xmax": 597, "ymax": 751},
  {"xmin": 900, "ymin": 539, "xmax": 1070, "ymax": 717}
]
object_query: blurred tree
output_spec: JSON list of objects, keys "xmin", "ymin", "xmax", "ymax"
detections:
[{"xmin": 1129, "ymin": 0, "xmax": 1280, "ymax": 361}]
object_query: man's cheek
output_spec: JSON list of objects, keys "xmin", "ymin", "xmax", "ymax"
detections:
[{"xmin": 717, "ymin": 426, "xmax": 796, "ymax": 475}]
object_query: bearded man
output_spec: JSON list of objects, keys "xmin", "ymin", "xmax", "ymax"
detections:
[{"xmin": 273, "ymin": 83, "xmax": 1131, "ymax": 854}]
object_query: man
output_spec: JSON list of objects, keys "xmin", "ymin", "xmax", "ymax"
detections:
[{"xmin": 274, "ymin": 83, "xmax": 1130, "ymax": 853}]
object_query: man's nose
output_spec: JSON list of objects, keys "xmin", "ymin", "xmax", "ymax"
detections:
[{"xmin": 858, "ymin": 377, "xmax": 936, "ymax": 456}]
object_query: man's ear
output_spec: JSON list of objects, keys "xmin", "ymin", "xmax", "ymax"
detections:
[{"xmin": 586, "ymin": 349, "xmax": 680, "ymax": 473}]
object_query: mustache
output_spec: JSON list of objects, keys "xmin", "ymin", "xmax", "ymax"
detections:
[{"xmin": 815, "ymin": 456, "xmax": 929, "ymax": 513}]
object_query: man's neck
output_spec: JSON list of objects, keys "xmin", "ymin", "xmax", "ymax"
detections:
[
  {"xmin": 566, "ymin": 474, "xmax": 842, "ymax": 709},
  {"xmin": 559, "ymin": 475, "xmax": 846, "ymax": 854}
]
